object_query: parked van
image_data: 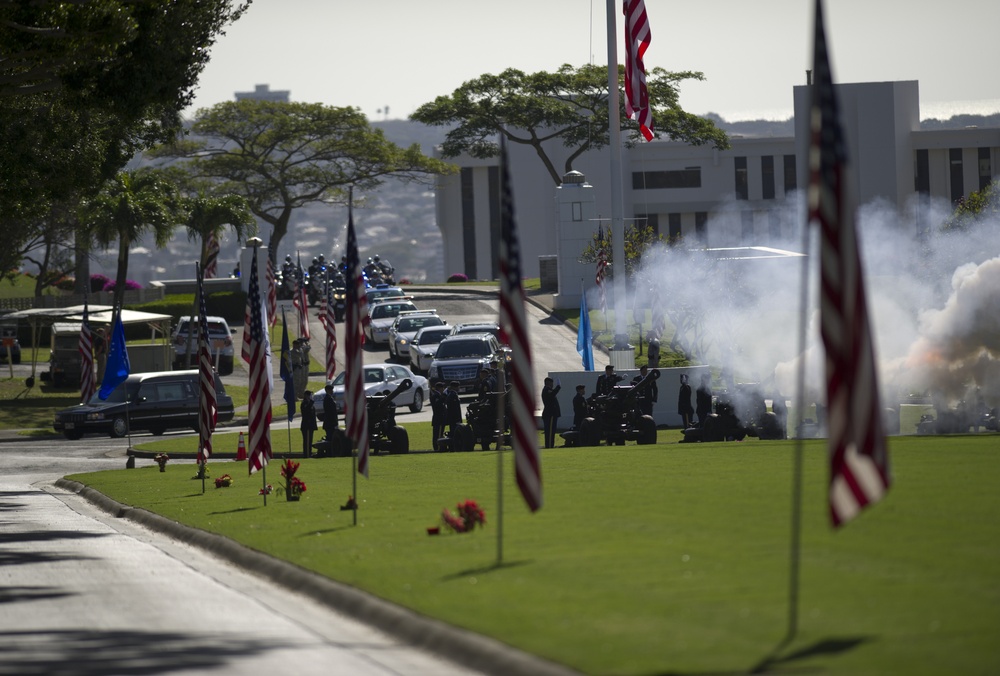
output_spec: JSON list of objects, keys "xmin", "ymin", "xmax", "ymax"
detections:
[{"xmin": 53, "ymin": 369, "xmax": 235, "ymax": 440}]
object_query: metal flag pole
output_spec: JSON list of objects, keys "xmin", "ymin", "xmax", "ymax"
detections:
[
  {"xmin": 606, "ymin": 0, "xmax": 628, "ymax": 349},
  {"xmin": 352, "ymin": 444, "xmax": 358, "ymax": 526},
  {"xmin": 495, "ymin": 364, "xmax": 506, "ymax": 566}
]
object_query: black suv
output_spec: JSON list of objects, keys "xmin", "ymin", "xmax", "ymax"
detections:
[
  {"xmin": 53, "ymin": 370, "xmax": 235, "ymax": 439},
  {"xmin": 428, "ymin": 333, "xmax": 502, "ymax": 394}
]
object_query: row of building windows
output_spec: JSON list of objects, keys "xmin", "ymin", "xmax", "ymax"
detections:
[
  {"xmin": 914, "ymin": 147, "xmax": 993, "ymax": 204},
  {"xmin": 632, "ymin": 155, "xmax": 799, "ymax": 201}
]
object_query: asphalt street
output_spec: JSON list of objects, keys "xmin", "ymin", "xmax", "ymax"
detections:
[{"xmin": 0, "ymin": 287, "xmax": 588, "ymax": 675}]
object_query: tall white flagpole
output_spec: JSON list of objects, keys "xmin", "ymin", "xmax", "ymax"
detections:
[{"xmin": 606, "ymin": 0, "xmax": 628, "ymax": 349}]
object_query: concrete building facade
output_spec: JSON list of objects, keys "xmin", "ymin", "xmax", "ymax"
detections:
[{"xmin": 432, "ymin": 80, "xmax": 1000, "ymax": 305}]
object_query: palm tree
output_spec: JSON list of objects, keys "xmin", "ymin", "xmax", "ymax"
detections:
[
  {"xmin": 86, "ymin": 170, "xmax": 183, "ymax": 309},
  {"xmin": 183, "ymin": 191, "xmax": 257, "ymax": 275}
]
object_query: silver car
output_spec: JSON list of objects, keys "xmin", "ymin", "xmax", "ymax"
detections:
[
  {"xmin": 364, "ymin": 300, "xmax": 418, "ymax": 344},
  {"xmin": 316, "ymin": 364, "xmax": 429, "ymax": 415},
  {"xmin": 388, "ymin": 311, "xmax": 444, "ymax": 361},
  {"xmin": 408, "ymin": 325, "xmax": 453, "ymax": 374}
]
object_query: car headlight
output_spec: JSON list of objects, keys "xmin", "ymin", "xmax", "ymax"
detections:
[
  {"xmin": 87, "ymin": 412, "xmax": 103, "ymax": 420},
  {"xmin": 398, "ymin": 339, "xmax": 407, "ymax": 347}
]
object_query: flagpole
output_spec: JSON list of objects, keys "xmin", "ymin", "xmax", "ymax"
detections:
[
  {"xmin": 352, "ymin": 447, "xmax": 358, "ymax": 526},
  {"xmin": 496, "ymin": 365, "xmax": 506, "ymax": 566},
  {"xmin": 606, "ymin": 0, "xmax": 628, "ymax": 348}
]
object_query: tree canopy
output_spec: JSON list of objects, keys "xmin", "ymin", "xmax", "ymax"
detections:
[
  {"xmin": 411, "ymin": 63, "xmax": 730, "ymax": 185},
  {"xmin": 157, "ymin": 100, "xmax": 455, "ymax": 260},
  {"xmin": 0, "ymin": 0, "xmax": 249, "ymax": 277}
]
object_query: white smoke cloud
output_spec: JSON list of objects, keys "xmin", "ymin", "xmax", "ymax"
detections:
[{"xmin": 636, "ymin": 191, "xmax": 1000, "ymax": 415}]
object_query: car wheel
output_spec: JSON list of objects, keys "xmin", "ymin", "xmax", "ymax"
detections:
[
  {"xmin": 219, "ymin": 358, "xmax": 234, "ymax": 376},
  {"xmin": 408, "ymin": 389, "xmax": 424, "ymax": 413},
  {"xmin": 389, "ymin": 425, "xmax": 409, "ymax": 454},
  {"xmin": 64, "ymin": 430, "xmax": 83, "ymax": 441},
  {"xmin": 109, "ymin": 416, "xmax": 128, "ymax": 438}
]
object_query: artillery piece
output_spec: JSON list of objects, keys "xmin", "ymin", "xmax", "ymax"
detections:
[
  {"xmin": 367, "ymin": 377, "xmax": 412, "ymax": 454},
  {"xmin": 575, "ymin": 369, "xmax": 660, "ymax": 446},
  {"xmin": 459, "ymin": 388, "xmax": 512, "ymax": 451}
]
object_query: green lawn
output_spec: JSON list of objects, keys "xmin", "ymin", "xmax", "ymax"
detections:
[{"xmin": 67, "ymin": 435, "xmax": 1000, "ymax": 675}]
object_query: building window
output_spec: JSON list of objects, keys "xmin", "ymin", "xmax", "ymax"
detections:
[
  {"xmin": 668, "ymin": 213, "xmax": 681, "ymax": 242},
  {"xmin": 979, "ymin": 147, "xmax": 993, "ymax": 191},
  {"xmin": 741, "ymin": 211, "xmax": 754, "ymax": 244},
  {"xmin": 572, "ymin": 202, "xmax": 583, "ymax": 221},
  {"xmin": 761, "ymin": 156, "xmax": 775, "ymax": 200},
  {"xmin": 783, "ymin": 154, "xmax": 797, "ymax": 194},
  {"xmin": 635, "ymin": 213, "xmax": 659, "ymax": 237},
  {"xmin": 950, "ymin": 148, "xmax": 964, "ymax": 204},
  {"xmin": 695, "ymin": 212, "xmax": 708, "ymax": 243},
  {"xmin": 460, "ymin": 168, "xmax": 477, "ymax": 279},
  {"xmin": 735, "ymin": 157, "xmax": 748, "ymax": 200},
  {"xmin": 914, "ymin": 149, "xmax": 930, "ymax": 195},
  {"xmin": 632, "ymin": 168, "xmax": 701, "ymax": 189}
]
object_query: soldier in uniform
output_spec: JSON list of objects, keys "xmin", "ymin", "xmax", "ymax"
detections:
[{"xmin": 430, "ymin": 381, "xmax": 447, "ymax": 451}]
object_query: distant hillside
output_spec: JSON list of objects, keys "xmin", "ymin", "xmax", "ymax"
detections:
[{"xmin": 700, "ymin": 111, "xmax": 1000, "ymax": 138}]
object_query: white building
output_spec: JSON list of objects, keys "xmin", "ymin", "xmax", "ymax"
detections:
[{"xmin": 433, "ymin": 80, "xmax": 1000, "ymax": 305}]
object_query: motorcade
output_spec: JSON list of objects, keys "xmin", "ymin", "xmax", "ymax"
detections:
[
  {"xmin": 428, "ymin": 333, "xmax": 503, "ymax": 394},
  {"xmin": 365, "ymin": 284, "xmax": 408, "ymax": 306},
  {"xmin": 364, "ymin": 299, "xmax": 418, "ymax": 344},
  {"xmin": 387, "ymin": 310, "xmax": 444, "ymax": 361},
  {"xmin": 316, "ymin": 364, "xmax": 429, "ymax": 415},
  {"xmin": 171, "ymin": 316, "xmax": 236, "ymax": 375},
  {"xmin": 53, "ymin": 369, "xmax": 235, "ymax": 439},
  {"xmin": 408, "ymin": 325, "xmax": 453, "ymax": 375}
]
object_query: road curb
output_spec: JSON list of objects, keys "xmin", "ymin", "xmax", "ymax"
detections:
[{"xmin": 54, "ymin": 478, "xmax": 580, "ymax": 676}]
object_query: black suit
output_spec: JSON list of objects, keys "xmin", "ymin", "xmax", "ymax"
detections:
[{"xmin": 541, "ymin": 383, "xmax": 561, "ymax": 448}]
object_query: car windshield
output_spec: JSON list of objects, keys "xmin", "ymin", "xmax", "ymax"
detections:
[
  {"xmin": 331, "ymin": 368, "xmax": 384, "ymax": 386},
  {"xmin": 436, "ymin": 340, "xmax": 491, "ymax": 359},
  {"xmin": 178, "ymin": 320, "xmax": 228, "ymax": 335},
  {"xmin": 87, "ymin": 382, "xmax": 138, "ymax": 405},
  {"xmin": 397, "ymin": 316, "xmax": 442, "ymax": 332},
  {"xmin": 416, "ymin": 328, "xmax": 451, "ymax": 345},
  {"xmin": 372, "ymin": 304, "xmax": 413, "ymax": 320}
]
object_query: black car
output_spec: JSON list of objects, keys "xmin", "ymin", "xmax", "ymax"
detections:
[{"xmin": 53, "ymin": 370, "xmax": 235, "ymax": 439}]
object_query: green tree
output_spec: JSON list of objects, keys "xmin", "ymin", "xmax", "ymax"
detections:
[
  {"xmin": 157, "ymin": 100, "xmax": 455, "ymax": 262},
  {"xmin": 183, "ymin": 192, "xmax": 257, "ymax": 273},
  {"xmin": 579, "ymin": 223, "xmax": 668, "ymax": 280},
  {"xmin": 85, "ymin": 170, "xmax": 184, "ymax": 309},
  {"xmin": 0, "ymin": 0, "xmax": 249, "ymax": 272},
  {"xmin": 411, "ymin": 64, "xmax": 729, "ymax": 185},
  {"xmin": 944, "ymin": 179, "xmax": 1000, "ymax": 231}
]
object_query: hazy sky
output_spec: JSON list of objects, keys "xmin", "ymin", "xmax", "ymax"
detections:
[{"xmin": 186, "ymin": 0, "xmax": 1000, "ymax": 122}]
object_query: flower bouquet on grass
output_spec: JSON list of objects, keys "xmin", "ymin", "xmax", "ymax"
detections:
[
  {"xmin": 340, "ymin": 495, "xmax": 357, "ymax": 511},
  {"xmin": 214, "ymin": 474, "xmax": 233, "ymax": 488},
  {"xmin": 280, "ymin": 459, "xmax": 307, "ymax": 501},
  {"xmin": 435, "ymin": 499, "xmax": 486, "ymax": 534},
  {"xmin": 154, "ymin": 453, "xmax": 169, "ymax": 472}
]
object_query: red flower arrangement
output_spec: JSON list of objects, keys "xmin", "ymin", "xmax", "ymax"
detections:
[
  {"xmin": 440, "ymin": 499, "xmax": 486, "ymax": 534},
  {"xmin": 214, "ymin": 474, "xmax": 233, "ymax": 488},
  {"xmin": 259, "ymin": 484, "xmax": 273, "ymax": 496},
  {"xmin": 280, "ymin": 458, "xmax": 307, "ymax": 500}
]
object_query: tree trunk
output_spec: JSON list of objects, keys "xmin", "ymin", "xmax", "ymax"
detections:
[
  {"xmin": 74, "ymin": 230, "xmax": 91, "ymax": 295},
  {"xmin": 113, "ymin": 240, "xmax": 129, "ymax": 310}
]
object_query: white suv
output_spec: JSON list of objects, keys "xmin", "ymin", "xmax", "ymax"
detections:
[{"xmin": 172, "ymin": 316, "xmax": 236, "ymax": 375}]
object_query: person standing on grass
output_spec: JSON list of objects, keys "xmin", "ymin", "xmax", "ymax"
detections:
[
  {"xmin": 300, "ymin": 390, "xmax": 317, "ymax": 457},
  {"xmin": 572, "ymin": 384, "xmax": 588, "ymax": 429},
  {"xmin": 541, "ymin": 377, "xmax": 561, "ymax": 448},
  {"xmin": 431, "ymin": 381, "xmax": 447, "ymax": 451},
  {"xmin": 445, "ymin": 381, "xmax": 463, "ymax": 433},
  {"xmin": 632, "ymin": 364, "xmax": 658, "ymax": 417},
  {"xmin": 677, "ymin": 373, "xmax": 694, "ymax": 429}
]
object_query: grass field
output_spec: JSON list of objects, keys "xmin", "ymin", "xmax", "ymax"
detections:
[{"xmin": 67, "ymin": 435, "xmax": 1000, "ymax": 675}]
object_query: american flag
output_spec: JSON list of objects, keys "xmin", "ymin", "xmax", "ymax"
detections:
[
  {"xmin": 623, "ymin": 0, "xmax": 654, "ymax": 141},
  {"xmin": 242, "ymin": 246, "xmax": 273, "ymax": 475},
  {"xmin": 292, "ymin": 254, "xmax": 310, "ymax": 340},
  {"xmin": 203, "ymin": 232, "xmax": 220, "ymax": 279},
  {"xmin": 344, "ymin": 201, "xmax": 370, "ymax": 477},
  {"xmin": 197, "ymin": 263, "xmax": 217, "ymax": 465},
  {"xmin": 265, "ymin": 246, "xmax": 278, "ymax": 328},
  {"xmin": 595, "ymin": 224, "xmax": 609, "ymax": 313},
  {"xmin": 323, "ymin": 272, "xmax": 338, "ymax": 381},
  {"xmin": 79, "ymin": 296, "xmax": 95, "ymax": 403},
  {"xmin": 497, "ymin": 138, "xmax": 542, "ymax": 513},
  {"xmin": 810, "ymin": 0, "xmax": 889, "ymax": 527}
]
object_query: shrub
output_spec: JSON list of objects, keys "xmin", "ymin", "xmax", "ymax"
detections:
[
  {"xmin": 55, "ymin": 276, "xmax": 76, "ymax": 291},
  {"xmin": 90, "ymin": 274, "xmax": 111, "ymax": 293},
  {"xmin": 446, "ymin": 273, "xmax": 468, "ymax": 283},
  {"xmin": 102, "ymin": 279, "xmax": 142, "ymax": 292}
]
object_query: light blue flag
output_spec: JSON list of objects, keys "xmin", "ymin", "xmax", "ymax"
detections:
[
  {"xmin": 98, "ymin": 311, "xmax": 131, "ymax": 400},
  {"xmin": 577, "ymin": 290, "xmax": 595, "ymax": 372}
]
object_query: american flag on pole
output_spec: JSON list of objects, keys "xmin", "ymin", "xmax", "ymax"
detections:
[
  {"xmin": 810, "ymin": 0, "xmax": 889, "ymax": 528},
  {"xmin": 292, "ymin": 254, "xmax": 310, "ymax": 340},
  {"xmin": 498, "ymin": 137, "xmax": 542, "ymax": 512},
  {"xmin": 595, "ymin": 224, "xmax": 609, "ymax": 313},
  {"xmin": 344, "ymin": 201, "xmax": 370, "ymax": 477},
  {"xmin": 203, "ymin": 232, "xmax": 220, "ymax": 279},
  {"xmin": 265, "ymin": 246, "xmax": 278, "ymax": 328},
  {"xmin": 242, "ymin": 246, "xmax": 273, "ymax": 475},
  {"xmin": 623, "ymin": 0, "xmax": 654, "ymax": 142},
  {"xmin": 197, "ymin": 264, "xmax": 217, "ymax": 465},
  {"xmin": 323, "ymin": 272, "xmax": 338, "ymax": 381},
  {"xmin": 79, "ymin": 295, "xmax": 95, "ymax": 403}
]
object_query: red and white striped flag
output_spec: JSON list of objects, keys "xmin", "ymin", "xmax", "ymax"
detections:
[
  {"xmin": 498, "ymin": 138, "xmax": 542, "ymax": 513},
  {"xmin": 242, "ymin": 246, "xmax": 273, "ymax": 475},
  {"xmin": 323, "ymin": 273, "xmax": 338, "ymax": 381},
  {"xmin": 623, "ymin": 0, "xmax": 654, "ymax": 142},
  {"xmin": 595, "ymin": 224, "xmax": 609, "ymax": 314},
  {"xmin": 292, "ymin": 254, "xmax": 310, "ymax": 340},
  {"xmin": 810, "ymin": 0, "xmax": 889, "ymax": 528},
  {"xmin": 79, "ymin": 296, "xmax": 95, "ymax": 403},
  {"xmin": 265, "ymin": 247, "xmax": 278, "ymax": 328},
  {"xmin": 197, "ymin": 263, "xmax": 217, "ymax": 465},
  {"xmin": 203, "ymin": 232, "xmax": 220, "ymax": 279},
  {"xmin": 344, "ymin": 201, "xmax": 370, "ymax": 477}
]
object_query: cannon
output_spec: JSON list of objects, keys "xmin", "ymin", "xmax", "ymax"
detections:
[
  {"xmin": 459, "ymin": 388, "xmax": 512, "ymax": 451},
  {"xmin": 367, "ymin": 378, "xmax": 412, "ymax": 454},
  {"xmin": 573, "ymin": 369, "xmax": 660, "ymax": 447}
]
